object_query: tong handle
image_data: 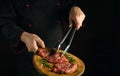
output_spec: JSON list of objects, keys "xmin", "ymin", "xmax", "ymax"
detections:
[
  {"xmin": 62, "ymin": 26, "xmax": 76, "ymax": 55},
  {"xmin": 57, "ymin": 27, "xmax": 72, "ymax": 52},
  {"xmin": 57, "ymin": 26, "xmax": 76, "ymax": 55}
]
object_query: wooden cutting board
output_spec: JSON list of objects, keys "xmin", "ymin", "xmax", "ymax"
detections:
[{"xmin": 33, "ymin": 48, "xmax": 85, "ymax": 76}]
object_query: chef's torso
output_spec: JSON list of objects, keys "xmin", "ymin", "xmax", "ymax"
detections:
[{"xmin": 15, "ymin": 0, "xmax": 61, "ymax": 47}]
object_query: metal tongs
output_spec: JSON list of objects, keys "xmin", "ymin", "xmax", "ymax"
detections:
[{"xmin": 56, "ymin": 26, "xmax": 77, "ymax": 55}]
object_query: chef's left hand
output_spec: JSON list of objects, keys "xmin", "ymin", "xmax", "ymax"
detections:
[{"xmin": 69, "ymin": 6, "xmax": 85, "ymax": 30}]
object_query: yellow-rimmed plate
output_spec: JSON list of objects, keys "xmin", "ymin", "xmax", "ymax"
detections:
[{"xmin": 33, "ymin": 48, "xmax": 85, "ymax": 76}]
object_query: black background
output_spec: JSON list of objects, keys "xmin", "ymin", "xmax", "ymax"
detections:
[{"xmin": 0, "ymin": 0, "xmax": 117, "ymax": 76}]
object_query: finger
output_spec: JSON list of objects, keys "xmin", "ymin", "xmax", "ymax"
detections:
[
  {"xmin": 75, "ymin": 18, "xmax": 82, "ymax": 30},
  {"xmin": 76, "ymin": 23, "xmax": 82, "ymax": 30},
  {"xmin": 32, "ymin": 39, "xmax": 39, "ymax": 52},
  {"xmin": 32, "ymin": 34, "xmax": 45, "ymax": 48},
  {"xmin": 75, "ymin": 15, "xmax": 85, "ymax": 30},
  {"xmin": 69, "ymin": 16, "xmax": 72, "ymax": 28},
  {"xmin": 25, "ymin": 39, "xmax": 38, "ymax": 53},
  {"xmin": 25, "ymin": 42, "xmax": 31, "ymax": 52}
]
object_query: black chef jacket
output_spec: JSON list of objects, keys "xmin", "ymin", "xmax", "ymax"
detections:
[
  {"xmin": 0, "ymin": 0, "xmax": 80, "ymax": 54},
  {"xmin": 0, "ymin": 0, "xmax": 82, "ymax": 76}
]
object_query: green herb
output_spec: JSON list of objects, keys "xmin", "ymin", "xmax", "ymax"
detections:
[
  {"xmin": 40, "ymin": 59, "xmax": 51, "ymax": 68},
  {"xmin": 65, "ymin": 54, "xmax": 75, "ymax": 62}
]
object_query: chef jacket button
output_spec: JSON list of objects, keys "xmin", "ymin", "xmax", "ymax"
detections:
[
  {"xmin": 28, "ymin": 24, "xmax": 32, "ymax": 28},
  {"xmin": 26, "ymin": 3, "xmax": 30, "ymax": 8},
  {"xmin": 56, "ymin": 0, "xmax": 60, "ymax": 8},
  {"xmin": 57, "ymin": 38, "xmax": 61, "ymax": 43},
  {"xmin": 56, "ymin": 2, "xmax": 60, "ymax": 6},
  {"xmin": 56, "ymin": 3, "xmax": 60, "ymax": 8}
]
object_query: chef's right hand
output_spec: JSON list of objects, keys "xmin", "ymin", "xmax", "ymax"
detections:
[{"xmin": 20, "ymin": 32, "xmax": 45, "ymax": 53}]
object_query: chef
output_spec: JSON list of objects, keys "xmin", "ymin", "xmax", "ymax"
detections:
[{"xmin": 0, "ymin": 0, "xmax": 85, "ymax": 76}]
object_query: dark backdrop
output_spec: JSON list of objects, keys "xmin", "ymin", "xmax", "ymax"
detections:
[{"xmin": 0, "ymin": 0, "xmax": 115, "ymax": 76}]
